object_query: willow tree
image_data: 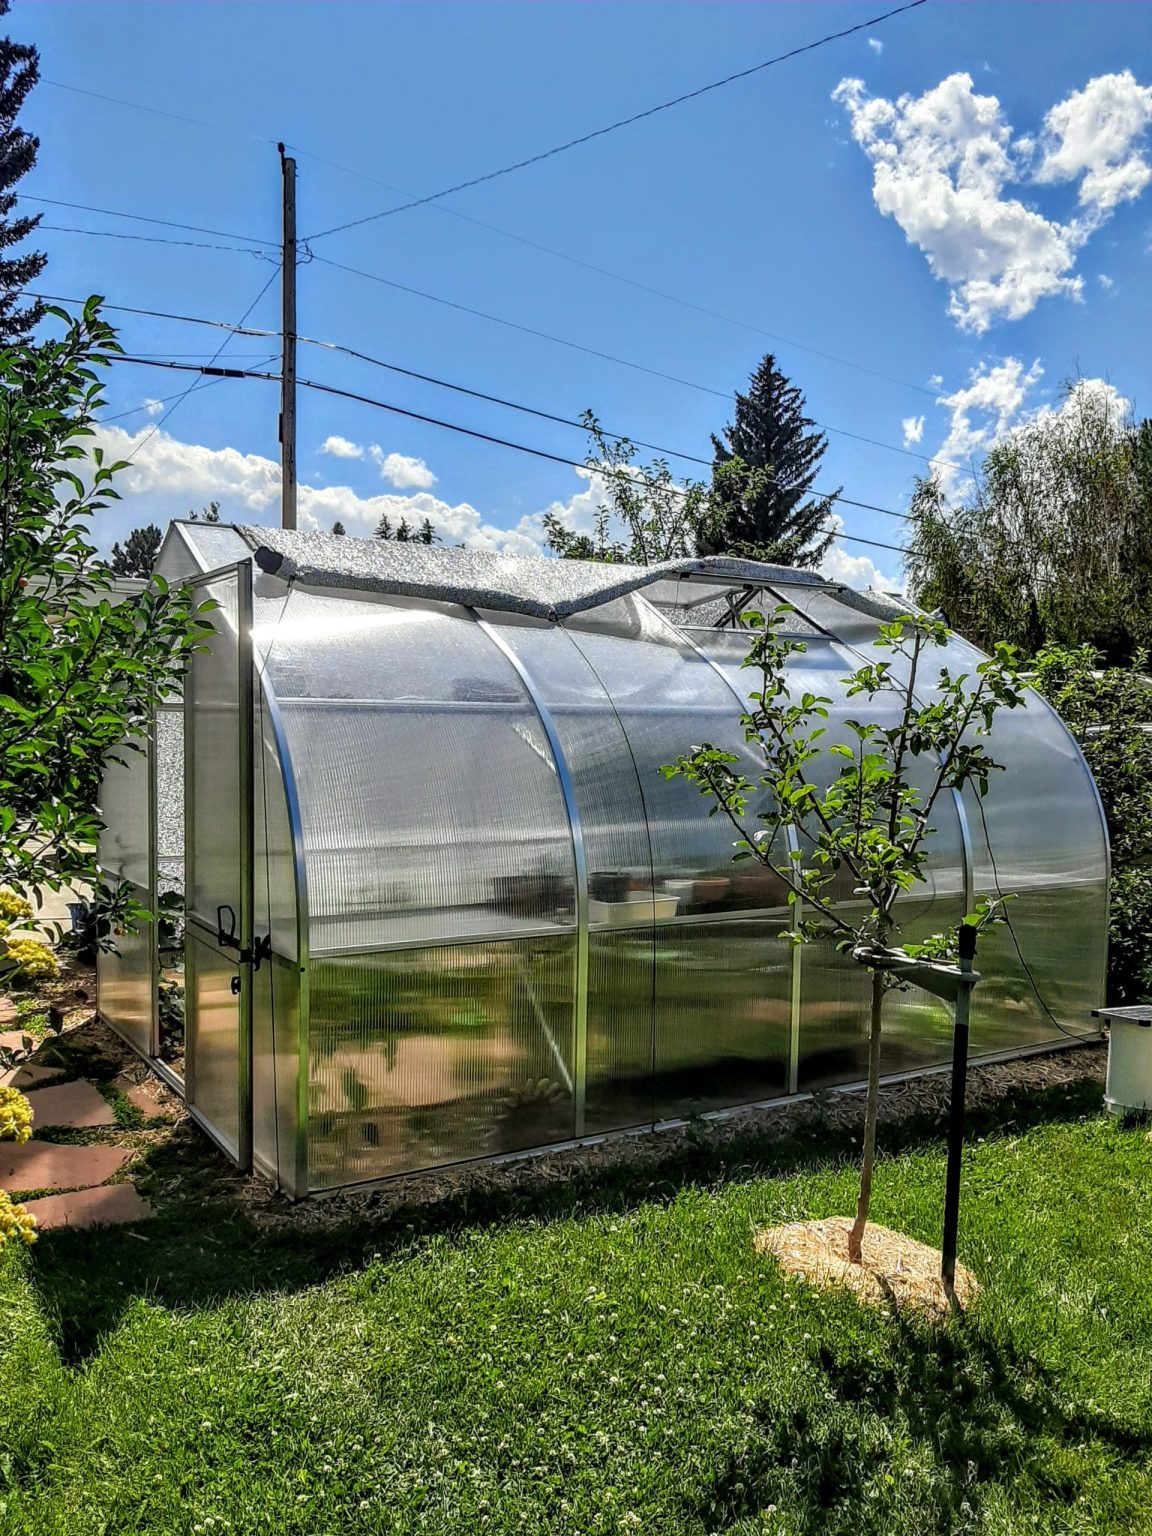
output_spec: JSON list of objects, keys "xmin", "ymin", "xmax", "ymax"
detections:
[{"xmin": 665, "ymin": 607, "xmax": 1025, "ymax": 1262}]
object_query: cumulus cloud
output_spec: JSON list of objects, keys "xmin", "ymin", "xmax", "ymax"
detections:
[
  {"xmin": 821, "ymin": 519, "xmax": 899, "ymax": 594},
  {"xmin": 370, "ymin": 448, "xmax": 437, "ymax": 490},
  {"xmin": 833, "ymin": 69, "xmax": 1152, "ymax": 332},
  {"xmin": 1036, "ymin": 70, "xmax": 1152, "ymax": 212},
  {"xmin": 141, "ymin": 398, "xmax": 164, "ymax": 417},
  {"xmin": 931, "ymin": 357, "xmax": 1044, "ymax": 490},
  {"xmin": 902, "ymin": 414, "xmax": 925, "ymax": 446},
  {"xmin": 89, "ymin": 424, "xmax": 544, "ymax": 554},
  {"xmin": 867, "ymin": 37, "xmax": 883, "ymax": 54},
  {"xmin": 320, "ymin": 435, "xmax": 364, "ymax": 459}
]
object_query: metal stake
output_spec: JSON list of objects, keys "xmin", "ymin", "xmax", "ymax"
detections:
[{"xmin": 941, "ymin": 922, "xmax": 978, "ymax": 1301}]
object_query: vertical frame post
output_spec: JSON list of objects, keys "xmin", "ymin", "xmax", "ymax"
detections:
[{"xmin": 941, "ymin": 924, "xmax": 978, "ymax": 1301}]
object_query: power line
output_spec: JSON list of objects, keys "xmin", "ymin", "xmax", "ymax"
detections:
[
  {"xmin": 21, "ymin": 193, "xmax": 274, "ymax": 249},
  {"xmin": 42, "ymin": 77, "xmax": 279, "ymax": 145},
  {"xmin": 39, "ymin": 222, "xmax": 273, "ymax": 257},
  {"xmin": 123, "ymin": 268, "xmax": 281, "ymax": 463},
  {"xmin": 99, "ymin": 355, "xmax": 282, "ymax": 424},
  {"xmin": 305, "ymin": 0, "xmax": 929, "ymax": 242},
  {"xmin": 109, "ymin": 354, "xmax": 911, "ymax": 558},
  {"xmin": 31, "ymin": 291, "xmax": 921, "ymax": 519},
  {"xmin": 311, "ymin": 255, "xmax": 958, "ymax": 472}
]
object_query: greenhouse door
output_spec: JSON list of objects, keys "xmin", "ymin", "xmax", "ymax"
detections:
[{"xmin": 183, "ymin": 562, "xmax": 255, "ymax": 1169}]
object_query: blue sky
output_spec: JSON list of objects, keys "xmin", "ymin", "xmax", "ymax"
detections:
[{"xmin": 19, "ymin": 0, "xmax": 1152, "ymax": 588}]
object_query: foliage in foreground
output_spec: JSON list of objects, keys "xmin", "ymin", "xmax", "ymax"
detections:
[
  {"xmin": 1, "ymin": 1111, "xmax": 1150, "ymax": 1533},
  {"xmin": 0, "ymin": 301, "xmax": 213, "ymax": 927}
]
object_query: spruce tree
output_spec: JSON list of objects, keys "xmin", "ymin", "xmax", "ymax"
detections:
[
  {"xmin": 702, "ymin": 354, "xmax": 837, "ymax": 568},
  {"xmin": 108, "ymin": 524, "xmax": 162, "ymax": 577},
  {"xmin": 0, "ymin": 1, "xmax": 45, "ymax": 343},
  {"xmin": 417, "ymin": 518, "xmax": 438, "ymax": 545},
  {"xmin": 331, "ymin": 520, "xmax": 347, "ymax": 536}
]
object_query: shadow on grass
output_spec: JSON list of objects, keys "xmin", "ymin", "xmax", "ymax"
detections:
[
  {"xmin": 26, "ymin": 1072, "xmax": 1103, "ymax": 1367},
  {"xmin": 691, "ymin": 1318, "xmax": 1151, "ymax": 1534}
]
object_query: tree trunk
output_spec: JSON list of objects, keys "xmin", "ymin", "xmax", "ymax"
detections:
[{"xmin": 848, "ymin": 967, "xmax": 885, "ymax": 1264}]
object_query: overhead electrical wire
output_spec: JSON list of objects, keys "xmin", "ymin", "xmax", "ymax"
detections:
[
  {"xmin": 30, "ymin": 285, "xmax": 960, "ymax": 476},
  {"xmin": 308, "ymin": 256, "xmax": 960, "ymax": 472},
  {"xmin": 305, "ymin": 0, "xmax": 929, "ymax": 241},
  {"xmin": 39, "ymin": 222, "xmax": 275, "ymax": 257},
  {"xmin": 31, "ymin": 291, "xmax": 922, "ymax": 520},
  {"xmin": 108, "ymin": 353, "xmax": 911, "ymax": 558},
  {"xmin": 21, "ymin": 193, "xmax": 274, "ymax": 249}
]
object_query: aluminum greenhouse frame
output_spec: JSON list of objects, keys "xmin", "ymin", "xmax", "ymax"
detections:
[{"xmin": 96, "ymin": 522, "xmax": 1109, "ymax": 1198}]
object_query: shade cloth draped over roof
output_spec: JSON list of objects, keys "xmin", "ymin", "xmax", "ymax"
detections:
[{"xmin": 242, "ymin": 527, "xmax": 835, "ymax": 622}]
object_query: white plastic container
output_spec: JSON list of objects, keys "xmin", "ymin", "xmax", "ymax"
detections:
[{"xmin": 1098, "ymin": 1006, "xmax": 1152, "ymax": 1115}]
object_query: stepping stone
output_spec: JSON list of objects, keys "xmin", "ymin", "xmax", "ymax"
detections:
[
  {"xmin": 0, "ymin": 998, "xmax": 16, "ymax": 1026},
  {"xmin": 22, "ymin": 1185, "xmax": 155, "ymax": 1232},
  {"xmin": 0, "ymin": 1063, "xmax": 65, "ymax": 1091},
  {"xmin": 113, "ymin": 1078, "xmax": 172, "ymax": 1121},
  {"xmin": 0, "ymin": 1141, "xmax": 130, "ymax": 1195},
  {"xmin": 0, "ymin": 1028, "xmax": 33, "ymax": 1052},
  {"xmin": 23, "ymin": 1079, "xmax": 115, "ymax": 1129}
]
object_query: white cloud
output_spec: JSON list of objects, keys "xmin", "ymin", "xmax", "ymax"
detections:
[
  {"xmin": 1036, "ymin": 70, "xmax": 1152, "ymax": 212},
  {"xmin": 1098, "ymin": 272, "xmax": 1116, "ymax": 291},
  {"xmin": 320, "ymin": 435, "xmax": 364, "ymax": 460},
  {"xmin": 932, "ymin": 356, "xmax": 1044, "ymax": 491},
  {"xmin": 142, "ymin": 398, "xmax": 163, "ymax": 417},
  {"xmin": 821, "ymin": 518, "xmax": 899, "ymax": 594},
  {"xmin": 867, "ymin": 37, "xmax": 883, "ymax": 54},
  {"xmin": 902, "ymin": 414, "xmax": 925, "ymax": 446},
  {"xmin": 369, "ymin": 448, "xmax": 437, "ymax": 490},
  {"xmin": 833, "ymin": 72, "xmax": 1085, "ymax": 332},
  {"xmin": 89, "ymin": 424, "xmax": 544, "ymax": 554}
]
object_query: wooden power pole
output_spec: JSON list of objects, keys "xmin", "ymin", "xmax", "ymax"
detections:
[{"xmin": 278, "ymin": 143, "xmax": 298, "ymax": 531}]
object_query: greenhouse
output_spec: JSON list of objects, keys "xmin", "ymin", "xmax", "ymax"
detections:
[{"xmin": 96, "ymin": 521, "xmax": 1109, "ymax": 1198}]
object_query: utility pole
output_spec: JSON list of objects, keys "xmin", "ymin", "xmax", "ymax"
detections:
[{"xmin": 278, "ymin": 143, "xmax": 297, "ymax": 531}]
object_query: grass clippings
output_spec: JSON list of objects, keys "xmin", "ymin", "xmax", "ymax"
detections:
[{"xmin": 756, "ymin": 1215, "xmax": 978, "ymax": 1317}]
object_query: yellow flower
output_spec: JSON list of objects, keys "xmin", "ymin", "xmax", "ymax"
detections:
[
  {"xmin": 2, "ymin": 938, "xmax": 59, "ymax": 984},
  {"xmin": 0, "ymin": 1190, "xmax": 36, "ymax": 1246},
  {"xmin": 0, "ymin": 1087, "xmax": 33, "ymax": 1145}
]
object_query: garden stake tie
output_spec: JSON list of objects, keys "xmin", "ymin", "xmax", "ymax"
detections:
[{"xmin": 942, "ymin": 924, "xmax": 979, "ymax": 1304}]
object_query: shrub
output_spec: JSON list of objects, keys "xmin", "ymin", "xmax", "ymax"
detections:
[
  {"xmin": 0, "ymin": 1190, "xmax": 36, "ymax": 1246},
  {"xmin": 0, "ymin": 1086, "xmax": 32, "ymax": 1144},
  {"xmin": 0, "ymin": 890, "xmax": 32, "ymax": 931},
  {"xmin": 1, "ymin": 938, "xmax": 59, "ymax": 985}
]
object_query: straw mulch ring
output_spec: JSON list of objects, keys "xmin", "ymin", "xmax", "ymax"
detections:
[{"xmin": 755, "ymin": 1217, "xmax": 978, "ymax": 1318}]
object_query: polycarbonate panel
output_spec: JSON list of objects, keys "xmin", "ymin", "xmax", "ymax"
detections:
[
  {"xmin": 97, "ymin": 732, "xmax": 151, "ymax": 887},
  {"xmin": 653, "ymin": 918, "xmax": 791, "ymax": 1119},
  {"xmin": 257, "ymin": 591, "xmax": 576, "ymax": 953},
  {"xmin": 565, "ymin": 599, "xmax": 788, "ymax": 919},
  {"xmin": 960, "ymin": 698, "xmax": 1108, "ymax": 1047},
  {"xmin": 586, "ymin": 928, "xmax": 656, "ymax": 1134},
  {"xmin": 186, "ymin": 574, "xmax": 241, "ymax": 929},
  {"xmin": 306, "ymin": 937, "xmax": 576, "ymax": 1189},
  {"xmin": 494, "ymin": 620, "xmax": 656, "ymax": 926},
  {"xmin": 254, "ymin": 683, "xmax": 298, "ymax": 962},
  {"xmin": 96, "ymin": 878, "xmax": 155, "ymax": 1056},
  {"xmin": 186, "ymin": 927, "xmax": 241, "ymax": 1159},
  {"xmin": 251, "ymin": 957, "xmax": 297, "ymax": 1186}
]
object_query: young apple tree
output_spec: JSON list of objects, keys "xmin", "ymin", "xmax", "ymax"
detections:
[{"xmin": 663, "ymin": 605, "xmax": 1027, "ymax": 1262}]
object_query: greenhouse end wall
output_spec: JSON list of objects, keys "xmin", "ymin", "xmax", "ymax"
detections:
[{"xmin": 96, "ymin": 526, "xmax": 1110, "ymax": 1198}]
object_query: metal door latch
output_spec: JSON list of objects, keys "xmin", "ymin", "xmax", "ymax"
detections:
[{"xmin": 216, "ymin": 906, "xmax": 272, "ymax": 970}]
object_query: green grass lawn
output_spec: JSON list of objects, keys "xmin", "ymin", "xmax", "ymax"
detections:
[{"xmin": 3, "ymin": 1081, "xmax": 1152, "ymax": 1534}]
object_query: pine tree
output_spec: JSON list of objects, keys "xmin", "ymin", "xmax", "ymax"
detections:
[
  {"xmin": 701, "ymin": 354, "xmax": 837, "ymax": 568},
  {"xmin": 0, "ymin": 2, "xmax": 45, "ymax": 343},
  {"xmin": 417, "ymin": 518, "xmax": 438, "ymax": 545},
  {"xmin": 108, "ymin": 524, "xmax": 162, "ymax": 578},
  {"xmin": 394, "ymin": 517, "xmax": 412, "ymax": 542},
  {"xmin": 331, "ymin": 520, "xmax": 347, "ymax": 536},
  {"xmin": 188, "ymin": 501, "xmax": 221, "ymax": 523},
  {"xmin": 374, "ymin": 513, "xmax": 392, "ymax": 539}
]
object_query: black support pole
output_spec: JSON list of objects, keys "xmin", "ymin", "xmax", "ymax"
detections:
[{"xmin": 941, "ymin": 923, "xmax": 978, "ymax": 1301}]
